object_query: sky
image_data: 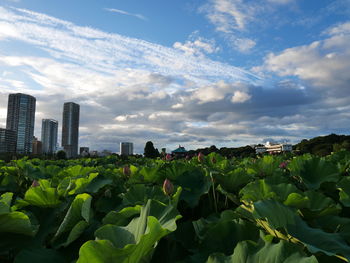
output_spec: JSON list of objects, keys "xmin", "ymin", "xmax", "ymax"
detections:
[{"xmin": 0, "ymin": 0, "xmax": 349, "ymax": 153}]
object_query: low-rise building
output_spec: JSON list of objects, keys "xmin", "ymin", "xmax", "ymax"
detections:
[
  {"xmin": 171, "ymin": 145, "xmax": 188, "ymax": 157},
  {"xmin": 255, "ymin": 142, "xmax": 293, "ymax": 154}
]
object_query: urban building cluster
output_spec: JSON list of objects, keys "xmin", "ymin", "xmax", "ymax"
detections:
[{"xmin": 0, "ymin": 93, "xmax": 134, "ymax": 158}]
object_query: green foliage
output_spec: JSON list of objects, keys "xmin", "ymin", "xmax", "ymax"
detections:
[
  {"xmin": 0, "ymin": 152, "xmax": 350, "ymax": 262},
  {"xmin": 143, "ymin": 141, "xmax": 160, "ymax": 158}
]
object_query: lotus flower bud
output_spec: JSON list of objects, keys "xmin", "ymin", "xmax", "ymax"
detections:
[
  {"xmin": 104, "ymin": 189, "xmax": 112, "ymax": 198},
  {"xmin": 211, "ymin": 156, "xmax": 216, "ymax": 164},
  {"xmin": 163, "ymin": 178, "xmax": 174, "ymax": 196},
  {"xmin": 31, "ymin": 180, "xmax": 40, "ymax": 187},
  {"xmin": 166, "ymin": 154, "xmax": 172, "ymax": 161},
  {"xmin": 123, "ymin": 165, "xmax": 131, "ymax": 176},
  {"xmin": 279, "ymin": 161, "xmax": 288, "ymax": 169},
  {"xmin": 198, "ymin": 152, "xmax": 204, "ymax": 162}
]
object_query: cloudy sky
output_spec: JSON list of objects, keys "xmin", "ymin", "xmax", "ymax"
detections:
[{"xmin": 0, "ymin": 0, "xmax": 349, "ymax": 153}]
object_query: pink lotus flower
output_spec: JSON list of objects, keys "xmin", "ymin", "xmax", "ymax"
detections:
[
  {"xmin": 31, "ymin": 180, "xmax": 40, "ymax": 187},
  {"xmin": 198, "ymin": 152, "xmax": 204, "ymax": 162},
  {"xmin": 123, "ymin": 165, "xmax": 131, "ymax": 176},
  {"xmin": 279, "ymin": 161, "xmax": 288, "ymax": 169},
  {"xmin": 166, "ymin": 154, "xmax": 172, "ymax": 161},
  {"xmin": 162, "ymin": 178, "xmax": 174, "ymax": 196}
]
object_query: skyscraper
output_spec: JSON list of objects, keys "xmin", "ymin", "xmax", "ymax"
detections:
[
  {"xmin": 62, "ymin": 102, "xmax": 80, "ymax": 158},
  {"xmin": 0, "ymin": 128, "xmax": 16, "ymax": 154},
  {"xmin": 41, "ymin": 119, "xmax": 58, "ymax": 155},
  {"xmin": 6, "ymin": 93, "xmax": 36, "ymax": 154},
  {"xmin": 120, "ymin": 142, "xmax": 133, "ymax": 156}
]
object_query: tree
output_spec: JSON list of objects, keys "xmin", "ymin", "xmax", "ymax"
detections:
[
  {"xmin": 144, "ymin": 141, "xmax": 159, "ymax": 158},
  {"xmin": 56, "ymin": 150, "xmax": 67, "ymax": 160}
]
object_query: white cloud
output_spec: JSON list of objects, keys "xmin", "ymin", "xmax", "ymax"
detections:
[
  {"xmin": 173, "ymin": 35, "xmax": 219, "ymax": 57},
  {"xmin": 201, "ymin": 0, "xmax": 254, "ymax": 33},
  {"xmin": 231, "ymin": 90, "xmax": 251, "ymax": 103},
  {"xmin": 104, "ymin": 8, "xmax": 147, "ymax": 21},
  {"xmin": 232, "ymin": 37, "xmax": 256, "ymax": 53},
  {"xmin": 191, "ymin": 81, "xmax": 251, "ymax": 104},
  {"xmin": 261, "ymin": 22, "xmax": 350, "ymax": 94},
  {"xmin": 267, "ymin": 0, "xmax": 294, "ymax": 4}
]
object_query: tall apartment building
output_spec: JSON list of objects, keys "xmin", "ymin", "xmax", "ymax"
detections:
[
  {"xmin": 120, "ymin": 142, "xmax": 133, "ymax": 156},
  {"xmin": 0, "ymin": 128, "xmax": 16, "ymax": 154},
  {"xmin": 6, "ymin": 93, "xmax": 36, "ymax": 154},
  {"xmin": 62, "ymin": 102, "xmax": 80, "ymax": 158},
  {"xmin": 41, "ymin": 119, "xmax": 58, "ymax": 155}
]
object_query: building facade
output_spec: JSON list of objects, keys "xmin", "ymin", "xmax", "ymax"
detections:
[
  {"xmin": 6, "ymin": 93, "xmax": 36, "ymax": 154},
  {"xmin": 255, "ymin": 142, "xmax": 293, "ymax": 154},
  {"xmin": 0, "ymin": 128, "xmax": 16, "ymax": 154},
  {"xmin": 41, "ymin": 119, "xmax": 58, "ymax": 155},
  {"xmin": 32, "ymin": 137, "xmax": 43, "ymax": 155},
  {"xmin": 120, "ymin": 142, "xmax": 133, "ymax": 156},
  {"xmin": 62, "ymin": 102, "xmax": 80, "ymax": 158},
  {"xmin": 80, "ymin": 147, "xmax": 89, "ymax": 156}
]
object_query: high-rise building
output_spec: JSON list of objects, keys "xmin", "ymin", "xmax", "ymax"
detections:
[
  {"xmin": 0, "ymin": 128, "xmax": 16, "ymax": 154},
  {"xmin": 62, "ymin": 102, "xmax": 80, "ymax": 158},
  {"xmin": 41, "ymin": 119, "xmax": 58, "ymax": 155},
  {"xmin": 6, "ymin": 93, "xmax": 36, "ymax": 154},
  {"xmin": 120, "ymin": 142, "xmax": 133, "ymax": 156},
  {"xmin": 32, "ymin": 136, "xmax": 42, "ymax": 155}
]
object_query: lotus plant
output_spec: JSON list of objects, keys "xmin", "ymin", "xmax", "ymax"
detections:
[
  {"xmin": 31, "ymin": 180, "xmax": 40, "ymax": 187},
  {"xmin": 123, "ymin": 165, "xmax": 131, "ymax": 176},
  {"xmin": 162, "ymin": 178, "xmax": 174, "ymax": 196},
  {"xmin": 166, "ymin": 154, "xmax": 172, "ymax": 161},
  {"xmin": 198, "ymin": 152, "xmax": 204, "ymax": 162}
]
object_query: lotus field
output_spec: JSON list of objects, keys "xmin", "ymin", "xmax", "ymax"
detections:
[{"xmin": 1, "ymin": 151, "xmax": 350, "ymax": 262}]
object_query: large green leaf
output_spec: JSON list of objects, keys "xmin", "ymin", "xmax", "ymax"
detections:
[
  {"xmin": 23, "ymin": 180, "xmax": 61, "ymax": 207},
  {"xmin": 252, "ymin": 200, "xmax": 350, "ymax": 261},
  {"xmin": 207, "ymin": 238, "xmax": 318, "ymax": 263},
  {"xmin": 102, "ymin": 205, "xmax": 142, "ymax": 226},
  {"xmin": 289, "ymin": 157, "xmax": 339, "ymax": 190},
  {"xmin": 337, "ymin": 177, "xmax": 350, "ymax": 207},
  {"xmin": 77, "ymin": 199, "xmax": 182, "ymax": 262},
  {"xmin": 193, "ymin": 212, "xmax": 259, "ymax": 257},
  {"xmin": 216, "ymin": 168, "xmax": 252, "ymax": 193},
  {"xmin": 240, "ymin": 180, "xmax": 300, "ymax": 203},
  {"xmin": 51, "ymin": 193, "xmax": 92, "ymax": 247},
  {"xmin": 0, "ymin": 192, "xmax": 13, "ymax": 214},
  {"xmin": 0, "ymin": 211, "xmax": 37, "ymax": 236},
  {"xmin": 14, "ymin": 248, "xmax": 66, "ymax": 263}
]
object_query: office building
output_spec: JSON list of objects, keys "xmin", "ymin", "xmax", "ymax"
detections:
[
  {"xmin": 6, "ymin": 93, "xmax": 36, "ymax": 154},
  {"xmin": 62, "ymin": 102, "xmax": 80, "ymax": 158},
  {"xmin": 41, "ymin": 119, "xmax": 58, "ymax": 155},
  {"xmin": 32, "ymin": 137, "xmax": 42, "ymax": 155},
  {"xmin": 0, "ymin": 128, "xmax": 16, "ymax": 153},
  {"xmin": 120, "ymin": 142, "xmax": 133, "ymax": 156}
]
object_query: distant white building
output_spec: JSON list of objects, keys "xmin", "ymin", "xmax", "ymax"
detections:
[
  {"xmin": 255, "ymin": 142, "xmax": 293, "ymax": 154},
  {"xmin": 120, "ymin": 142, "xmax": 133, "ymax": 156}
]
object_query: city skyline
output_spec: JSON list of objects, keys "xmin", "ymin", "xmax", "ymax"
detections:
[{"xmin": 0, "ymin": 2, "xmax": 349, "ymax": 153}]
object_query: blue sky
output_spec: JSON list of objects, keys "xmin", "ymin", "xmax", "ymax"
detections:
[{"xmin": 0, "ymin": 0, "xmax": 350, "ymax": 153}]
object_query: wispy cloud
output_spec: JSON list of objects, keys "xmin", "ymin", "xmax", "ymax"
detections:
[{"xmin": 105, "ymin": 8, "xmax": 147, "ymax": 21}]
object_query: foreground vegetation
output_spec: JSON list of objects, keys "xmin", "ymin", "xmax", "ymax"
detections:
[{"xmin": 1, "ymin": 151, "xmax": 350, "ymax": 262}]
